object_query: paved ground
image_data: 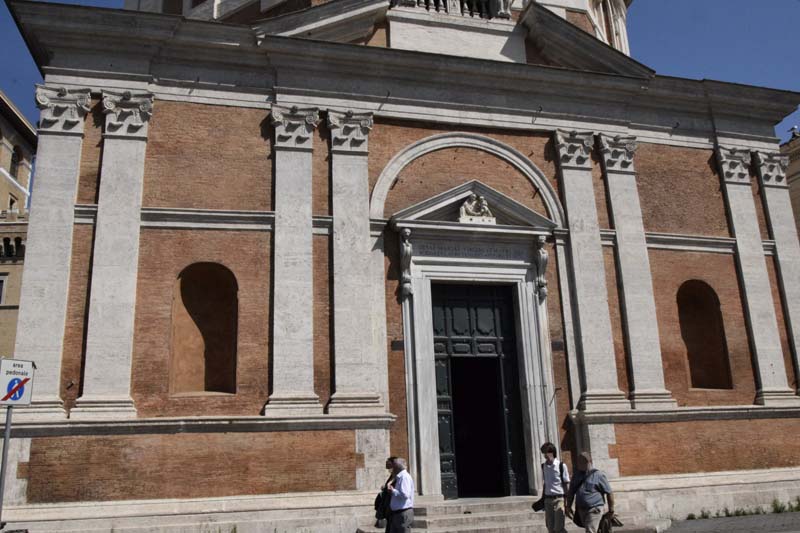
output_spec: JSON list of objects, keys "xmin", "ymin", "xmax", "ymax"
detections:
[{"xmin": 666, "ymin": 511, "xmax": 800, "ymax": 532}]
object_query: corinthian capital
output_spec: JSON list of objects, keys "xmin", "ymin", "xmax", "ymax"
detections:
[
  {"xmin": 270, "ymin": 105, "xmax": 320, "ymax": 150},
  {"xmin": 102, "ymin": 90, "xmax": 155, "ymax": 139},
  {"xmin": 35, "ymin": 85, "xmax": 92, "ymax": 135},
  {"xmin": 554, "ymin": 130, "xmax": 594, "ymax": 170},
  {"xmin": 598, "ymin": 134, "xmax": 637, "ymax": 172},
  {"xmin": 327, "ymin": 110, "xmax": 373, "ymax": 153},
  {"xmin": 716, "ymin": 146, "xmax": 752, "ymax": 185},
  {"xmin": 754, "ymin": 151, "xmax": 789, "ymax": 189}
]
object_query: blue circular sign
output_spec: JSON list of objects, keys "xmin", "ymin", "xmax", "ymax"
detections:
[{"xmin": 6, "ymin": 378, "xmax": 24, "ymax": 401}]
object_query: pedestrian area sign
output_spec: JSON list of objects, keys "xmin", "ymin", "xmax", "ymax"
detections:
[{"xmin": 0, "ymin": 359, "xmax": 34, "ymax": 406}]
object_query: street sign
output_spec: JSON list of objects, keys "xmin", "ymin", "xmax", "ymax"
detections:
[{"xmin": 0, "ymin": 359, "xmax": 34, "ymax": 406}]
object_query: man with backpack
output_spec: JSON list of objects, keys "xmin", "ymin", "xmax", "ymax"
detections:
[
  {"xmin": 566, "ymin": 452, "xmax": 616, "ymax": 533},
  {"xmin": 540, "ymin": 442, "xmax": 570, "ymax": 533}
]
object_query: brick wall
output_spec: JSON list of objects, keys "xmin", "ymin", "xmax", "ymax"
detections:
[
  {"xmin": 27, "ymin": 430, "xmax": 358, "ymax": 503},
  {"xmin": 132, "ymin": 229, "xmax": 271, "ymax": 417},
  {"xmin": 314, "ymin": 234, "xmax": 333, "ymax": 406},
  {"xmin": 636, "ymin": 144, "xmax": 730, "ymax": 237},
  {"xmin": 143, "ymin": 101, "xmax": 271, "ymax": 211},
  {"xmin": 649, "ymin": 249, "xmax": 756, "ymax": 406},
  {"xmin": 384, "ymin": 229, "xmax": 409, "ymax": 460},
  {"xmin": 313, "ymin": 123, "xmax": 331, "ymax": 216},
  {"xmin": 369, "ymin": 120, "xmax": 558, "ymax": 218},
  {"xmin": 613, "ymin": 418, "xmax": 800, "ymax": 476},
  {"xmin": 77, "ymin": 99, "xmax": 103, "ymax": 204},
  {"xmin": 604, "ymin": 247, "xmax": 630, "ymax": 394},
  {"xmin": 565, "ymin": 10, "xmax": 594, "ymax": 36},
  {"xmin": 60, "ymin": 224, "xmax": 94, "ymax": 409}
]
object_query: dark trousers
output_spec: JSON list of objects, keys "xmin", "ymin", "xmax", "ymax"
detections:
[{"xmin": 385, "ymin": 508, "xmax": 413, "ymax": 533}]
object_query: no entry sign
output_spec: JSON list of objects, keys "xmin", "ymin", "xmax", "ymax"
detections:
[{"xmin": 0, "ymin": 359, "xmax": 34, "ymax": 406}]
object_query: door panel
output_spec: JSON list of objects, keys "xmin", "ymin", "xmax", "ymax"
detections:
[{"xmin": 431, "ymin": 283, "xmax": 529, "ymax": 499}]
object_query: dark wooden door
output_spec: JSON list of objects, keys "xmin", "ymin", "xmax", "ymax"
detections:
[{"xmin": 432, "ymin": 283, "xmax": 529, "ymax": 500}]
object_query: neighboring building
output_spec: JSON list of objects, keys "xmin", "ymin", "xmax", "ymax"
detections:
[
  {"xmin": 5, "ymin": 0, "xmax": 800, "ymax": 531},
  {"xmin": 783, "ymin": 130, "xmax": 800, "ymax": 233},
  {"xmin": 0, "ymin": 91, "xmax": 34, "ymax": 360}
]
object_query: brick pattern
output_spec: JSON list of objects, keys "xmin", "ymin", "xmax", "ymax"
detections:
[
  {"xmin": 131, "ymin": 229, "xmax": 271, "ymax": 417},
  {"xmin": 143, "ymin": 101, "xmax": 271, "ymax": 211},
  {"xmin": 565, "ymin": 10, "xmax": 595, "ymax": 36},
  {"xmin": 384, "ymin": 229, "xmax": 409, "ymax": 460},
  {"xmin": 604, "ymin": 247, "xmax": 631, "ymax": 394},
  {"xmin": 767, "ymin": 256, "xmax": 797, "ymax": 390},
  {"xmin": 27, "ymin": 431, "xmax": 358, "ymax": 503},
  {"xmin": 636, "ymin": 144, "xmax": 730, "ymax": 237},
  {"xmin": 313, "ymin": 123, "xmax": 331, "ymax": 216},
  {"xmin": 60, "ymin": 224, "xmax": 94, "ymax": 410},
  {"xmin": 369, "ymin": 120, "xmax": 558, "ymax": 218},
  {"xmin": 314, "ymin": 234, "xmax": 333, "ymax": 406},
  {"xmin": 613, "ymin": 419, "xmax": 800, "ymax": 476},
  {"xmin": 649, "ymin": 249, "xmax": 756, "ymax": 406},
  {"xmin": 77, "ymin": 99, "xmax": 103, "ymax": 205}
]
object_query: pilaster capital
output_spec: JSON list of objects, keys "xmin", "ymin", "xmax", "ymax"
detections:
[
  {"xmin": 327, "ymin": 110, "xmax": 373, "ymax": 154},
  {"xmin": 35, "ymin": 85, "xmax": 92, "ymax": 136},
  {"xmin": 270, "ymin": 105, "xmax": 320, "ymax": 150},
  {"xmin": 598, "ymin": 134, "xmax": 637, "ymax": 173},
  {"xmin": 102, "ymin": 90, "xmax": 155, "ymax": 140},
  {"xmin": 716, "ymin": 146, "xmax": 752, "ymax": 185},
  {"xmin": 554, "ymin": 130, "xmax": 594, "ymax": 170},
  {"xmin": 754, "ymin": 151, "xmax": 789, "ymax": 189}
]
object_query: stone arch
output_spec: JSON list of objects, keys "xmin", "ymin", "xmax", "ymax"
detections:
[
  {"xmin": 370, "ymin": 132, "xmax": 564, "ymax": 226},
  {"xmin": 170, "ymin": 262, "xmax": 238, "ymax": 394}
]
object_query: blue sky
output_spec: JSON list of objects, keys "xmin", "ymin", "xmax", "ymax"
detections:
[{"xmin": 1, "ymin": 0, "xmax": 798, "ymax": 142}]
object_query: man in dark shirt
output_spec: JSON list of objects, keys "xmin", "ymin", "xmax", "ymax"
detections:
[{"xmin": 566, "ymin": 452, "xmax": 615, "ymax": 533}]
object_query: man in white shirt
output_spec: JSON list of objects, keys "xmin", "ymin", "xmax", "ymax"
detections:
[
  {"xmin": 541, "ymin": 442, "xmax": 570, "ymax": 533},
  {"xmin": 385, "ymin": 457, "xmax": 415, "ymax": 533}
]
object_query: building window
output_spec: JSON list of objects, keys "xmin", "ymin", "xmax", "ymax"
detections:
[
  {"xmin": 677, "ymin": 280, "xmax": 733, "ymax": 389},
  {"xmin": 0, "ymin": 275, "xmax": 6, "ymax": 305},
  {"xmin": 170, "ymin": 262, "xmax": 238, "ymax": 395},
  {"xmin": 9, "ymin": 147, "xmax": 22, "ymax": 179},
  {"xmin": 8, "ymin": 195, "xmax": 17, "ymax": 212}
]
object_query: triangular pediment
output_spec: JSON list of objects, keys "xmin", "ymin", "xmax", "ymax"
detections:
[{"xmin": 391, "ymin": 180, "xmax": 556, "ymax": 228}]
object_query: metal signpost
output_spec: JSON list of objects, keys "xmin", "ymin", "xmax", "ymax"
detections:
[{"xmin": 0, "ymin": 359, "xmax": 35, "ymax": 530}]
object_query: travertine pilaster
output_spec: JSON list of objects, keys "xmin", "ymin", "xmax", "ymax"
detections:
[
  {"xmin": 13, "ymin": 85, "xmax": 91, "ymax": 421},
  {"xmin": 599, "ymin": 134, "xmax": 676, "ymax": 409},
  {"xmin": 263, "ymin": 105, "xmax": 323, "ymax": 416},
  {"xmin": 717, "ymin": 146, "xmax": 799, "ymax": 406},
  {"xmin": 72, "ymin": 90, "xmax": 154, "ymax": 419},
  {"xmin": 554, "ymin": 130, "xmax": 628, "ymax": 411},
  {"xmin": 754, "ymin": 151, "xmax": 800, "ymax": 396},
  {"xmin": 326, "ymin": 110, "xmax": 384, "ymax": 414}
]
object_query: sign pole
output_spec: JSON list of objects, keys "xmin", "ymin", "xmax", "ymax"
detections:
[{"xmin": 0, "ymin": 404, "xmax": 13, "ymax": 528}]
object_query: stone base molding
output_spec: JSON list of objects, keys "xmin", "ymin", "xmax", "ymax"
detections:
[
  {"xmin": 67, "ymin": 397, "xmax": 138, "ymax": 421},
  {"xmin": 614, "ymin": 466, "xmax": 800, "ymax": 522},
  {"xmin": 5, "ymin": 490, "xmax": 378, "ymax": 532}
]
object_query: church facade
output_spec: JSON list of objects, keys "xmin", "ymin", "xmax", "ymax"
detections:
[{"xmin": 6, "ymin": 0, "xmax": 800, "ymax": 530}]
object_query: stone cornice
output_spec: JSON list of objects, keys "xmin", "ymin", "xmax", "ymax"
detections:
[
  {"xmin": 9, "ymin": 0, "xmax": 800, "ymax": 137},
  {"xmin": 598, "ymin": 133, "xmax": 636, "ymax": 173},
  {"xmin": 34, "ymin": 84, "xmax": 91, "ymax": 135},
  {"xmin": 753, "ymin": 151, "xmax": 789, "ymax": 189},
  {"xmin": 270, "ymin": 105, "xmax": 320, "ymax": 150},
  {"xmin": 716, "ymin": 146, "xmax": 752, "ymax": 185},
  {"xmin": 102, "ymin": 90, "xmax": 154, "ymax": 139},
  {"xmin": 554, "ymin": 130, "xmax": 594, "ymax": 170},
  {"xmin": 327, "ymin": 110, "xmax": 373, "ymax": 153}
]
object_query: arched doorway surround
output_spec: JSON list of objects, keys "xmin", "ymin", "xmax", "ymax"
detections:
[{"xmin": 370, "ymin": 132, "xmax": 575, "ymax": 498}]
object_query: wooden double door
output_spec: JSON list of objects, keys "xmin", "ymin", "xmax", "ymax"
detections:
[{"xmin": 432, "ymin": 283, "xmax": 529, "ymax": 500}]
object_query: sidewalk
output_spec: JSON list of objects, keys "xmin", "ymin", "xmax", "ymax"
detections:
[{"xmin": 666, "ymin": 512, "xmax": 800, "ymax": 533}]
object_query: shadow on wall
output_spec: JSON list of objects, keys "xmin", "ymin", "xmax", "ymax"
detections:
[
  {"xmin": 170, "ymin": 262, "xmax": 238, "ymax": 395},
  {"xmin": 677, "ymin": 279, "xmax": 733, "ymax": 390}
]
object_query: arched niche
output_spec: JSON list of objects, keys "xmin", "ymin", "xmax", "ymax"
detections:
[{"xmin": 170, "ymin": 262, "xmax": 238, "ymax": 395}]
